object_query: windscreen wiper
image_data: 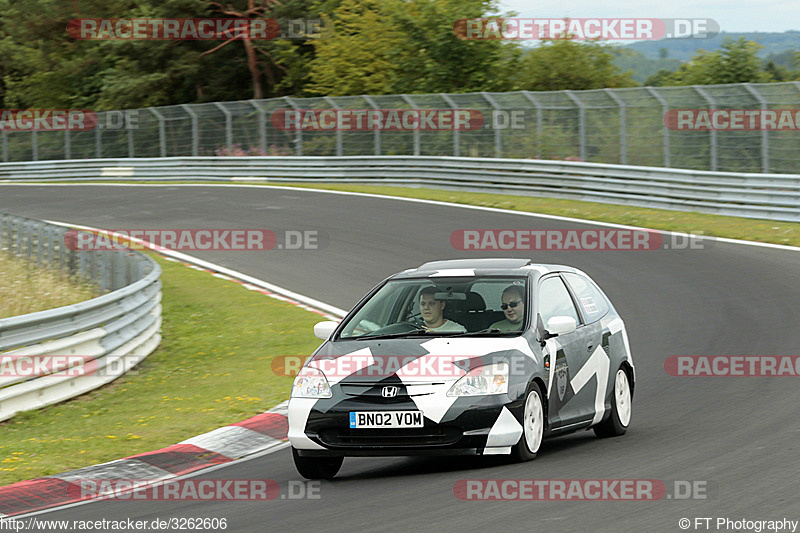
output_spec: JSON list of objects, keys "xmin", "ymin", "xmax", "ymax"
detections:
[
  {"xmin": 352, "ymin": 328, "xmax": 431, "ymax": 340},
  {"xmin": 446, "ymin": 328, "xmax": 519, "ymax": 337}
]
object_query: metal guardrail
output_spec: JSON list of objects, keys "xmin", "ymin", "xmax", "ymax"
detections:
[
  {"xmin": 1, "ymin": 156, "xmax": 798, "ymax": 222},
  {"xmin": 0, "ymin": 213, "xmax": 162, "ymax": 421}
]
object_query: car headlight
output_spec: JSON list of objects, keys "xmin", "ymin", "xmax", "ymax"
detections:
[
  {"xmin": 447, "ymin": 362, "xmax": 509, "ymax": 397},
  {"xmin": 291, "ymin": 366, "xmax": 332, "ymax": 398}
]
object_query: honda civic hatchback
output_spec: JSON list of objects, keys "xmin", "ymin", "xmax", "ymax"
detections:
[{"xmin": 288, "ymin": 258, "xmax": 635, "ymax": 479}]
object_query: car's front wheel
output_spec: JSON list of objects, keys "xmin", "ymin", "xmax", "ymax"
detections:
[
  {"xmin": 511, "ymin": 382, "xmax": 544, "ymax": 462},
  {"xmin": 594, "ymin": 367, "xmax": 632, "ymax": 438},
  {"xmin": 292, "ymin": 447, "xmax": 344, "ymax": 479}
]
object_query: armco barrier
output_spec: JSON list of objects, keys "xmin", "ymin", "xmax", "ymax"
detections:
[
  {"xmin": 1, "ymin": 156, "xmax": 798, "ymax": 222},
  {"xmin": 0, "ymin": 213, "xmax": 161, "ymax": 421}
]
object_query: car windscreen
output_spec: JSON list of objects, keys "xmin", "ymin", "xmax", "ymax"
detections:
[{"xmin": 337, "ymin": 276, "xmax": 528, "ymax": 339}]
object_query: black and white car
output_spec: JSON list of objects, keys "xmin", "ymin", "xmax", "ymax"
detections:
[{"xmin": 288, "ymin": 258, "xmax": 635, "ymax": 479}]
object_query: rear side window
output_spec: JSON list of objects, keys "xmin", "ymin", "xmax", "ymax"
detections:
[
  {"xmin": 537, "ymin": 276, "xmax": 580, "ymax": 325},
  {"xmin": 563, "ymin": 273, "xmax": 609, "ymax": 323}
]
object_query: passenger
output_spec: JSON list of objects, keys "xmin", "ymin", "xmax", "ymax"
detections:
[
  {"xmin": 418, "ymin": 286, "xmax": 466, "ymax": 332},
  {"xmin": 490, "ymin": 285, "xmax": 525, "ymax": 331}
]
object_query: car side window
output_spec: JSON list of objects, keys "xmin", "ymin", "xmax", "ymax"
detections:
[
  {"xmin": 563, "ymin": 273, "xmax": 610, "ymax": 323},
  {"xmin": 537, "ymin": 276, "xmax": 580, "ymax": 326}
]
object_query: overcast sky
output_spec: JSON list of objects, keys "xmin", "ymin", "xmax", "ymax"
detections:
[{"xmin": 496, "ymin": 0, "xmax": 799, "ymax": 34}]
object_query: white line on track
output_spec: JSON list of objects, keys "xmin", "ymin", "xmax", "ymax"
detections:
[{"xmin": 4, "ymin": 181, "xmax": 799, "ymax": 253}]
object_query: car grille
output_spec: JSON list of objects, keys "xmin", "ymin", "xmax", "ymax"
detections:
[{"xmin": 317, "ymin": 426, "xmax": 462, "ymax": 448}]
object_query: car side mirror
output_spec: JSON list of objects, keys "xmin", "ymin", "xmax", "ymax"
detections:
[
  {"xmin": 545, "ymin": 316, "xmax": 577, "ymax": 338},
  {"xmin": 314, "ymin": 320, "xmax": 339, "ymax": 340}
]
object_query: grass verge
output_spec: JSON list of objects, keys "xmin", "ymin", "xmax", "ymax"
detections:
[
  {"xmin": 0, "ymin": 254, "xmax": 321, "ymax": 484},
  {"xmin": 0, "ymin": 253, "xmax": 97, "ymax": 319}
]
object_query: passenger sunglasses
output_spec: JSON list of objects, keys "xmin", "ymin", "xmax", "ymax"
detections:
[{"xmin": 501, "ymin": 300, "xmax": 522, "ymax": 310}]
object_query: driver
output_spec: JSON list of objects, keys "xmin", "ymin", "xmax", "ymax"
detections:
[
  {"xmin": 418, "ymin": 286, "xmax": 466, "ymax": 332},
  {"xmin": 490, "ymin": 285, "xmax": 525, "ymax": 331}
]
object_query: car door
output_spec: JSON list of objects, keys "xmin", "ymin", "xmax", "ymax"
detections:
[
  {"xmin": 562, "ymin": 272, "xmax": 614, "ymax": 426},
  {"xmin": 536, "ymin": 274, "xmax": 594, "ymax": 430}
]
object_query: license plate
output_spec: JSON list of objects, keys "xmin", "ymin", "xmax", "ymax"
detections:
[{"xmin": 349, "ymin": 411, "xmax": 424, "ymax": 429}]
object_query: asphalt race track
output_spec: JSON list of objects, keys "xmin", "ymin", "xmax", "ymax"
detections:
[{"xmin": 2, "ymin": 184, "xmax": 799, "ymax": 532}]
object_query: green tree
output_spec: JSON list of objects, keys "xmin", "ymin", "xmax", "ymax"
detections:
[
  {"xmin": 0, "ymin": 0, "xmax": 214, "ymax": 109},
  {"xmin": 306, "ymin": 0, "xmax": 520, "ymax": 95},
  {"xmin": 306, "ymin": 0, "xmax": 406, "ymax": 95},
  {"xmin": 376, "ymin": 0, "xmax": 521, "ymax": 94},
  {"xmin": 763, "ymin": 60, "xmax": 790, "ymax": 81},
  {"xmin": 0, "ymin": 0, "xmax": 324, "ymax": 109},
  {"xmin": 643, "ymin": 68, "xmax": 676, "ymax": 87},
  {"xmin": 518, "ymin": 38, "xmax": 637, "ymax": 91},
  {"xmin": 661, "ymin": 37, "xmax": 771, "ymax": 86}
]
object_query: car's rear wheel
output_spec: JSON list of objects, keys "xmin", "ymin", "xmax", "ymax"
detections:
[
  {"xmin": 594, "ymin": 367, "xmax": 632, "ymax": 438},
  {"xmin": 292, "ymin": 447, "xmax": 343, "ymax": 480},
  {"xmin": 511, "ymin": 382, "xmax": 544, "ymax": 462}
]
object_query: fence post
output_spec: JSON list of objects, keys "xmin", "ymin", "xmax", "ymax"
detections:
[
  {"xmin": 127, "ymin": 112, "xmax": 135, "ymax": 157},
  {"xmin": 148, "ymin": 107, "xmax": 167, "ymax": 157},
  {"xmin": 249, "ymin": 100, "xmax": 267, "ymax": 154},
  {"xmin": 564, "ymin": 91, "xmax": 586, "ymax": 161},
  {"xmin": 31, "ymin": 131, "xmax": 39, "ymax": 161},
  {"xmin": 284, "ymin": 97, "xmax": 303, "ymax": 156},
  {"xmin": 213, "ymin": 102, "xmax": 233, "ymax": 151},
  {"xmin": 742, "ymin": 83, "xmax": 769, "ymax": 173},
  {"xmin": 2, "ymin": 131, "xmax": 8, "ymax": 162},
  {"xmin": 400, "ymin": 94, "xmax": 421, "ymax": 156},
  {"xmin": 481, "ymin": 92, "xmax": 503, "ymax": 158},
  {"xmin": 64, "ymin": 130, "xmax": 71, "ymax": 160},
  {"xmin": 645, "ymin": 87, "xmax": 670, "ymax": 168},
  {"xmin": 95, "ymin": 115, "xmax": 103, "ymax": 158},
  {"xmin": 180, "ymin": 104, "xmax": 199, "ymax": 156},
  {"xmin": 605, "ymin": 89, "xmax": 626, "ymax": 165},
  {"xmin": 441, "ymin": 94, "xmax": 460, "ymax": 157},
  {"xmin": 363, "ymin": 95, "xmax": 381, "ymax": 155},
  {"xmin": 521, "ymin": 91, "xmax": 543, "ymax": 159},
  {"xmin": 694, "ymin": 86, "xmax": 717, "ymax": 171},
  {"xmin": 323, "ymin": 96, "xmax": 343, "ymax": 157}
]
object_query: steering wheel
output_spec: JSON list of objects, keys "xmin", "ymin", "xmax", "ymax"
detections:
[{"xmin": 406, "ymin": 311, "xmax": 426, "ymax": 328}]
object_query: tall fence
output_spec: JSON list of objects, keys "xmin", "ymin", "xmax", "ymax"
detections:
[
  {"xmin": 0, "ymin": 213, "xmax": 162, "ymax": 421},
  {"xmin": 2, "ymin": 82, "xmax": 800, "ymax": 173}
]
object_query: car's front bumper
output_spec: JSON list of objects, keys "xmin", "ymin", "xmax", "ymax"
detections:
[{"xmin": 288, "ymin": 393, "xmax": 525, "ymax": 456}]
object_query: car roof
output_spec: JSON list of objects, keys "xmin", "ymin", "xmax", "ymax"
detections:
[{"xmin": 390, "ymin": 258, "xmax": 580, "ymax": 279}]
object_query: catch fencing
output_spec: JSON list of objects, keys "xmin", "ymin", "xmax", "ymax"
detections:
[{"xmin": 2, "ymin": 82, "xmax": 800, "ymax": 173}]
